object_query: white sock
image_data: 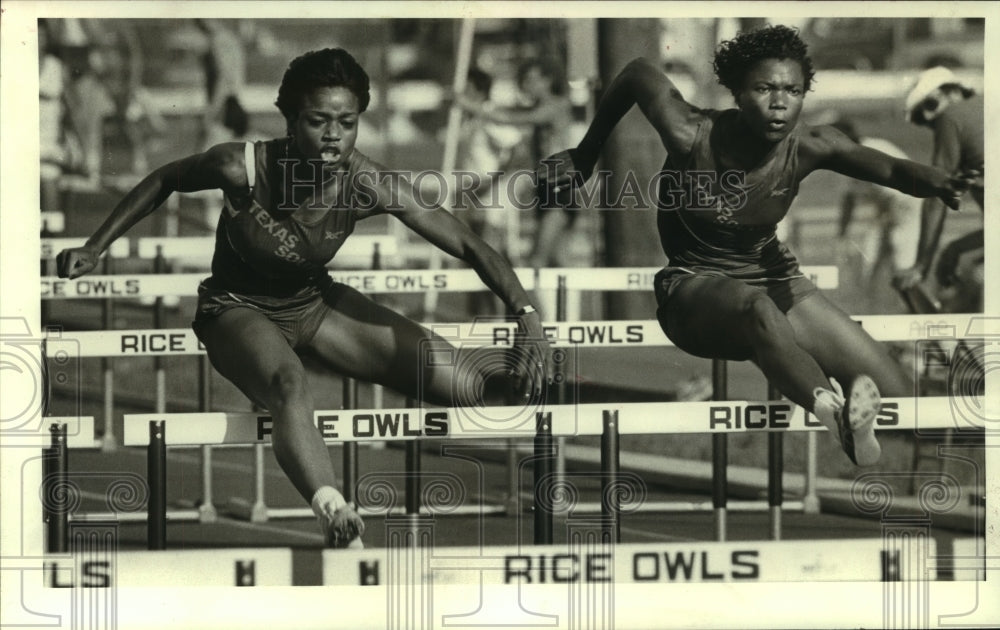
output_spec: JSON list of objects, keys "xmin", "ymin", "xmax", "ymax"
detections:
[{"xmin": 311, "ymin": 486, "xmax": 347, "ymax": 519}]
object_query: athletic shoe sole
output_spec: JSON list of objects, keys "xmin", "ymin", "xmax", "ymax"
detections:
[{"xmin": 840, "ymin": 375, "xmax": 882, "ymax": 466}]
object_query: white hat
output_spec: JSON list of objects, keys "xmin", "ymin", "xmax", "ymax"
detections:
[{"xmin": 904, "ymin": 66, "xmax": 974, "ymax": 123}]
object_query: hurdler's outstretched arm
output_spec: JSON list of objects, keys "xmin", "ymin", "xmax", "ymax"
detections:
[
  {"xmin": 802, "ymin": 125, "xmax": 976, "ymax": 208},
  {"xmin": 56, "ymin": 143, "xmax": 247, "ymax": 279},
  {"xmin": 543, "ymin": 57, "xmax": 702, "ymax": 189}
]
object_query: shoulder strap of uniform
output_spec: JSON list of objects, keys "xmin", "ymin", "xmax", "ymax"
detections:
[{"xmin": 244, "ymin": 141, "xmax": 256, "ymax": 190}]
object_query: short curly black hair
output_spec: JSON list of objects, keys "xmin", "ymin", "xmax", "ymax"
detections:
[
  {"xmin": 275, "ymin": 48, "xmax": 370, "ymax": 127},
  {"xmin": 713, "ymin": 25, "xmax": 815, "ymax": 97}
]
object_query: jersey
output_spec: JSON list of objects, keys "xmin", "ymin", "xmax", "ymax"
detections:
[
  {"xmin": 205, "ymin": 139, "xmax": 375, "ymax": 301},
  {"xmin": 655, "ymin": 109, "xmax": 804, "ymax": 284}
]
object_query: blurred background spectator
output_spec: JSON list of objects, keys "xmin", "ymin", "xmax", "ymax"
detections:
[{"xmin": 195, "ymin": 19, "xmax": 252, "ymax": 148}]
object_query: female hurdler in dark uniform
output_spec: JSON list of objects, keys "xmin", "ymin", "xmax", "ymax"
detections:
[
  {"xmin": 542, "ymin": 26, "xmax": 974, "ymax": 467},
  {"xmin": 57, "ymin": 48, "xmax": 551, "ymax": 548}
]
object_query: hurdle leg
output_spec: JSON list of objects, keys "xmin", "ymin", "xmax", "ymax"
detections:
[
  {"xmin": 101, "ymin": 360, "xmax": 116, "ymax": 451},
  {"xmin": 249, "ymin": 443, "xmax": 268, "ymax": 522},
  {"xmin": 405, "ymin": 440, "xmax": 421, "ymax": 518},
  {"xmin": 601, "ymin": 410, "xmax": 621, "ymax": 543},
  {"xmin": 100, "ymin": 255, "xmax": 118, "ymax": 451},
  {"xmin": 44, "ymin": 423, "xmax": 69, "ymax": 553},
  {"xmin": 767, "ymin": 383, "xmax": 784, "ymax": 541},
  {"xmin": 227, "ymin": 406, "xmax": 270, "ymax": 522},
  {"xmin": 342, "ymin": 379, "xmax": 360, "ymax": 504},
  {"xmin": 533, "ymin": 412, "xmax": 554, "ymax": 545},
  {"xmin": 198, "ymin": 446, "xmax": 217, "ymax": 523},
  {"xmin": 148, "ymin": 420, "xmax": 167, "ymax": 550},
  {"xmin": 803, "ymin": 432, "xmax": 820, "ymax": 513},
  {"xmin": 505, "ymin": 439, "xmax": 520, "ymax": 516},
  {"xmin": 711, "ymin": 359, "xmax": 728, "ymax": 542},
  {"xmin": 153, "ymin": 247, "xmax": 167, "ymax": 415},
  {"xmin": 554, "ymin": 276, "xmax": 568, "ymax": 487},
  {"xmin": 197, "ymin": 356, "xmax": 217, "ymax": 523}
]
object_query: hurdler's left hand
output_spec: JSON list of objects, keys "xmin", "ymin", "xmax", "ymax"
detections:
[{"xmin": 508, "ymin": 310, "xmax": 553, "ymax": 403}]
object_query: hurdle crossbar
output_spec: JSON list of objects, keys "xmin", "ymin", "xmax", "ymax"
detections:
[
  {"xmin": 48, "ymin": 313, "xmax": 990, "ymax": 357},
  {"xmin": 535, "ymin": 265, "xmax": 838, "ymax": 290},
  {"xmin": 39, "ymin": 265, "xmax": 839, "ymax": 299},
  {"xmin": 122, "ymin": 397, "xmax": 976, "ymax": 447},
  {"xmin": 320, "ymin": 538, "xmax": 934, "ymax": 584},
  {"xmin": 123, "ymin": 397, "xmax": 978, "ymax": 447}
]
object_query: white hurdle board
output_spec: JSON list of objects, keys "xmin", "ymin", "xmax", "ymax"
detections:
[
  {"xmin": 41, "ymin": 273, "xmax": 205, "ymax": 300},
  {"xmin": 55, "ymin": 313, "xmax": 990, "ymax": 356},
  {"xmin": 122, "ymin": 396, "xmax": 976, "ymax": 447},
  {"xmin": 322, "ymin": 539, "xmax": 932, "ymax": 584},
  {"xmin": 39, "ymin": 266, "xmax": 837, "ymax": 299},
  {"xmin": 536, "ymin": 266, "xmax": 838, "ymax": 290},
  {"xmin": 41, "ymin": 269, "xmax": 536, "ymax": 299},
  {"xmin": 43, "ymin": 548, "xmax": 292, "ymax": 587}
]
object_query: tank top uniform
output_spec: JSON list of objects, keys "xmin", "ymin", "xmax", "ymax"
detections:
[
  {"xmin": 192, "ymin": 138, "xmax": 375, "ymax": 349},
  {"xmin": 653, "ymin": 109, "xmax": 818, "ymax": 316}
]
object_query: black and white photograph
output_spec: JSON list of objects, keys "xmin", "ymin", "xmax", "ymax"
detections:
[{"xmin": 1, "ymin": 2, "xmax": 996, "ymax": 629}]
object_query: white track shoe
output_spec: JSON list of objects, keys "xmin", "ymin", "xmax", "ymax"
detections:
[{"xmin": 814, "ymin": 376, "xmax": 882, "ymax": 466}]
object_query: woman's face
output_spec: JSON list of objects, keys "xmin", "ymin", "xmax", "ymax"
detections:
[
  {"xmin": 735, "ymin": 58, "xmax": 805, "ymax": 143},
  {"xmin": 290, "ymin": 86, "xmax": 360, "ymax": 172}
]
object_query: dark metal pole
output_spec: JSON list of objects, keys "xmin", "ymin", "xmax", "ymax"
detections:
[
  {"xmin": 600, "ymin": 410, "xmax": 621, "ymax": 543},
  {"xmin": 767, "ymin": 382, "xmax": 784, "ymax": 540},
  {"xmin": 711, "ymin": 359, "xmax": 728, "ymax": 542},
  {"xmin": 405, "ymin": 440, "xmax": 421, "ymax": 516},
  {"xmin": 45, "ymin": 423, "xmax": 69, "ymax": 553},
  {"xmin": 102, "ymin": 254, "xmax": 117, "ymax": 448},
  {"xmin": 153, "ymin": 247, "xmax": 166, "ymax": 414},
  {"xmin": 342, "ymin": 379, "xmax": 359, "ymax": 505},
  {"xmin": 147, "ymin": 420, "xmax": 167, "ymax": 550},
  {"xmin": 533, "ymin": 412, "xmax": 554, "ymax": 545}
]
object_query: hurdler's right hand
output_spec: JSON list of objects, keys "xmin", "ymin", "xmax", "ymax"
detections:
[
  {"xmin": 56, "ymin": 246, "xmax": 100, "ymax": 279},
  {"xmin": 539, "ymin": 149, "xmax": 593, "ymax": 192}
]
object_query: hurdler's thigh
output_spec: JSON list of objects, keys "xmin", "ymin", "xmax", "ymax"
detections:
[{"xmin": 658, "ymin": 273, "xmax": 766, "ymax": 361}]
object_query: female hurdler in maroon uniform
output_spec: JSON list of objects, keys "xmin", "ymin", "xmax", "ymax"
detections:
[
  {"xmin": 58, "ymin": 49, "xmax": 551, "ymax": 548},
  {"xmin": 542, "ymin": 26, "xmax": 974, "ymax": 467}
]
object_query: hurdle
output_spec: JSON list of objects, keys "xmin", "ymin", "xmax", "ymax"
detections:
[
  {"xmin": 59, "ymin": 309, "xmax": 979, "ymax": 358},
  {"xmin": 319, "ymin": 538, "xmax": 933, "ymax": 585},
  {"xmin": 46, "ymin": 254, "xmax": 982, "ymax": 545},
  {"xmin": 124, "ymin": 395, "xmax": 976, "ymax": 550},
  {"xmin": 40, "ymin": 417, "xmax": 99, "ymax": 552},
  {"xmin": 518, "ymin": 266, "xmax": 827, "ymax": 538},
  {"xmin": 39, "ymin": 237, "xmax": 130, "ymax": 353},
  {"xmin": 61, "ymin": 312, "xmax": 985, "ymax": 531}
]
